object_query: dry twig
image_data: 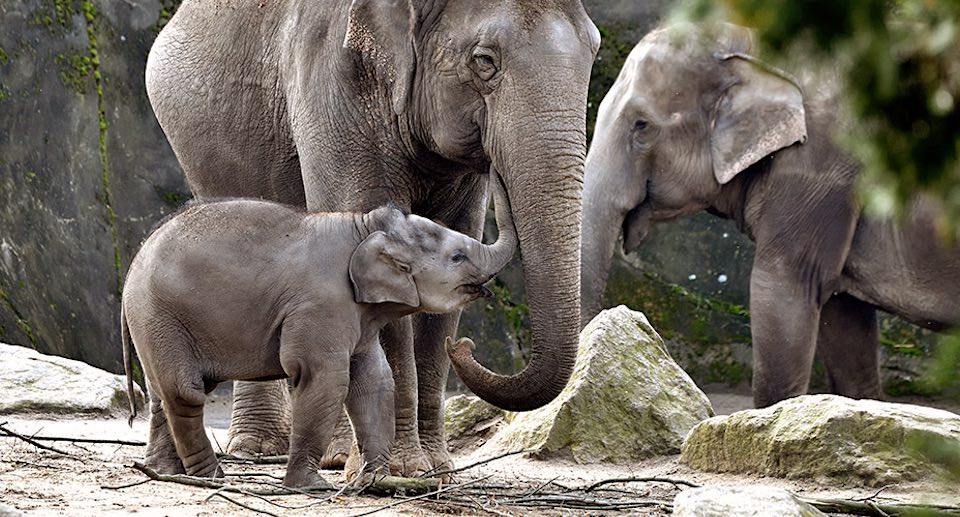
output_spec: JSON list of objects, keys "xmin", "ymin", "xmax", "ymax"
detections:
[
  {"xmin": 0, "ymin": 424, "xmax": 73, "ymax": 456},
  {"xmin": 583, "ymin": 476, "xmax": 701, "ymax": 492}
]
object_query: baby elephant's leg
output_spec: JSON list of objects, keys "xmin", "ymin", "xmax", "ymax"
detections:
[
  {"xmin": 143, "ymin": 390, "xmax": 185, "ymax": 475},
  {"xmin": 163, "ymin": 381, "xmax": 222, "ymax": 478},
  {"xmin": 344, "ymin": 343, "xmax": 396, "ymax": 481},
  {"xmin": 280, "ymin": 321, "xmax": 350, "ymax": 489}
]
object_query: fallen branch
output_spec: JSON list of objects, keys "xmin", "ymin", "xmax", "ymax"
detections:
[
  {"xmin": 216, "ymin": 453, "xmax": 289, "ymax": 465},
  {"xmin": 0, "ymin": 434, "xmax": 146, "ymax": 447},
  {"xmin": 807, "ymin": 497, "xmax": 960, "ymax": 516},
  {"xmin": 0, "ymin": 424, "xmax": 73, "ymax": 456},
  {"xmin": 583, "ymin": 476, "xmax": 701, "ymax": 492}
]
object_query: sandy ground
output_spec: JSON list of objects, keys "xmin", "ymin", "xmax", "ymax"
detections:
[{"xmin": 1, "ymin": 388, "xmax": 958, "ymax": 516}]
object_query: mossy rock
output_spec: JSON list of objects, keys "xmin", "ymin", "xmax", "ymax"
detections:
[
  {"xmin": 477, "ymin": 306, "xmax": 714, "ymax": 463},
  {"xmin": 681, "ymin": 394, "xmax": 960, "ymax": 487},
  {"xmin": 444, "ymin": 394, "xmax": 507, "ymax": 453}
]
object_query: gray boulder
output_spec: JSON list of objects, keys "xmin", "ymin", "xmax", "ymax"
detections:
[
  {"xmin": 0, "ymin": 342, "xmax": 143, "ymax": 416},
  {"xmin": 476, "ymin": 306, "xmax": 714, "ymax": 463},
  {"xmin": 444, "ymin": 394, "xmax": 507, "ymax": 452},
  {"xmin": 681, "ymin": 394, "xmax": 960, "ymax": 486},
  {"xmin": 673, "ymin": 486, "xmax": 825, "ymax": 517}
]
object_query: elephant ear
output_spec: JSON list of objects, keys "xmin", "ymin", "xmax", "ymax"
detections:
[
  {"xmin": 349, "ymin": 231, "xmax": 420, "ymax": 307},
  {"xmin": 711, "ymin": 54, "xmax": 807, "ymax": 185},
  {"xmin": 344, "ymin": 0, "xmax": 417, "ymax": 116}
]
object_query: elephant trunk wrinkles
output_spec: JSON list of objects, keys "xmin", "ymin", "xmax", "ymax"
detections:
[
  {"xmin": 579, "ymin": 167, "xmax": 626, "ymax": 328},
  {"xmin": 474, "ymin": 171, "xmax": 518, "ymax": 276},
  {"xmin": 449, "ymin": 113, "xmax": 585, "ymax": 411}
]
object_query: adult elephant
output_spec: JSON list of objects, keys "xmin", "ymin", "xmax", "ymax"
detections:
[
  {"xmin": 581, "ymin": 23, "xmax": 960, "ymax": 408},
  {"xmin": 146, "ymin": 0, "xmax": 599, "ymax": 476}
]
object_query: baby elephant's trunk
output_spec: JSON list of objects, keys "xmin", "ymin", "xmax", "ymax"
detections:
[{"xmin": 475, "ymin": 171, "xmax": 518, "ymax": 276}]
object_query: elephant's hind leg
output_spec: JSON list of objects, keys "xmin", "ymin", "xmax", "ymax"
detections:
[
  {"xmin": 817, "ymin": 293, "xmax": 882, "ymax": 399},
  {"xmin": 162, "ymin": 379, "xmax": 223, "ymax": 479},
  {"xmin": 143, "ymin": 390, "xmax": 185, "ymax": 475},
  {"xmin": 225, "ymin": 379, "xmax": 292, "ymax": 458}
]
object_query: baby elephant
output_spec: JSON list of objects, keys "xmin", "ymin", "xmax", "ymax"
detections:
[{"xmin": 122, "ymin": 176, "xmax": 516, "ymax": 488}]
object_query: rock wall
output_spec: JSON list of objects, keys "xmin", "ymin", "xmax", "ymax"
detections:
[{"xmin": 0, "ymin": 0, "xmax": 187, "ymax": 372}]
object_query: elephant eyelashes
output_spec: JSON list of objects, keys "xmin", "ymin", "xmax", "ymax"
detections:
[{"xmin": 451, "ymin": 252, "xmax": 468, "ymax": 264}]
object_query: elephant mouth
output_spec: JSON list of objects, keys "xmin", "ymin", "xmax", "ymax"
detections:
[{"xmin": 458, "ymin": 284, "xmax": 494, "ymax": 299}]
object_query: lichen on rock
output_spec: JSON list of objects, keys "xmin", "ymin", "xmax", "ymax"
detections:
[
  {"xmin": 444, "ymin": 394, "xmax": 507, "ymax": 452},
  {"xmin": 475, "ymin": 305, "xmax": 714, "ymax": 463},
  {"xmin": 681, "ymin": 394, "xmax": 960, "ymax": 487}
]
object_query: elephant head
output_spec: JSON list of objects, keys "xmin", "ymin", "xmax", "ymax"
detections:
[
  {"xmin": 580, "ymin": 23, "xmax": 807, "ymax": 325},
  {"xmin": 346, "ymin": 0, "xmax": 600, "ymax": 411},
  {"xmin": 351, "ymin": 173, "xmax": 518, "ymax": 314}
]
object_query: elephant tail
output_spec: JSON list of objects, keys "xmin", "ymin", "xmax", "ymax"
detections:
[{"xmin": 121, "ymin": 304, "xmax": 138, "ymax": 427}]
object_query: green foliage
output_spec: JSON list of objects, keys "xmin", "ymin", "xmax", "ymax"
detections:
[{"xmin": 675, "ymin": 0, "xmax": 960, "ymax": 238}]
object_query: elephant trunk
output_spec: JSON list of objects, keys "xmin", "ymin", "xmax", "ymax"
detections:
[
  {"xmin": 448, "ymin": 84, "xmax": 586, "ymax": 411},
  {"xmin": 579, "ymin": 170, "xmax": 625, "ymax": 328},
  {"xmin": 473, "ymin": 171, "xmax": 518, "ymax": 277}
]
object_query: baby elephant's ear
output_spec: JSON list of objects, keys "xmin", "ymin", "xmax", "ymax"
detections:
[{"xmin": 349, "ymin": 231, "xmax": 420, "ymax": 307}]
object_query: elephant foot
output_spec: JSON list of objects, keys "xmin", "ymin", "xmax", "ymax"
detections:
[
  {"xmin": 283, "ymin": 467, "xmax": 334, "ymax": 490},
  {"xmin": 225, "ymin": 429, "xmax": 289, "ymax": 458},
  {"xmin": 422, "ymin": 439, "xmax": 453, "ymax": 481},
  {"xmin": 144, "ymin": 451, "xmax": 186, "ymax": 476},
  {"xmin": 320, "ymin": 416, "xmax": 354, "ymax": 470},
  {"xmin": 387, "ymin": 440, "xmax": 431, "ymax": 478}
]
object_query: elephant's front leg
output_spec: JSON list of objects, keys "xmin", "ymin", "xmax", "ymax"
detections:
[
  {"xmin": 225, "ymin": 379, "xmax": 291, "ymax": 458},
  {"xmin": 817, "ymin": 293, "xmax": 882, "ymax": 399},
  {"xmin": 343, "ymin": 341, "xmax": 395, "ymax": 482},
  {"xmin": 381, "ymin": 317, "xmax": 431, "ymax": 477},
  {"xmin": 279, "ymin": 320, "xmax": 349, "ymax": 489},
  {"xmin": 749, "ymin": 261, "xmax": 823, "ymax": 408},
  {"xmin": 414, "ymin": 311, "xmax": 459, "ymax": 476}
]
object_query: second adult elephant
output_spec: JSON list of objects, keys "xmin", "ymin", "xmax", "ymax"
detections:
[
  {"xmin": 581, "ymin": 23, "xmax": 960, "ymax": 408},
  {"xmin": 146, "ymin": 0, "xmax": 599, "ymax": 476}
]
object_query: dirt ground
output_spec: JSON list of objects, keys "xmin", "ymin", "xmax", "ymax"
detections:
[{"xmin": 1, "ymin": 388, "xmax": 958, "ymax": 516}]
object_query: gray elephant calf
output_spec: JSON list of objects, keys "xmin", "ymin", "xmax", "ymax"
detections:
[{"xmin": 122, "ymin": 177, "xmax": 516, "ymax": 488}]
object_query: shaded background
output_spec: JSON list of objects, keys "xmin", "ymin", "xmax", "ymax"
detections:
[{"xmin": 0, "ymin": 0, "xmax": 937, "ymax": 395}]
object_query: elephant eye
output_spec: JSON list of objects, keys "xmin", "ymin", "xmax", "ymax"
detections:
[
  {"xmin": 471, "ymin": 48, "xmax": 499, "ymax": 81},
  {"xmin": 634, "ymin": 119, "xmax": 649, "ymax": 132},
  {"xmin": 451, "ymin": 252, "xmax": 467, "ymax": 264}
]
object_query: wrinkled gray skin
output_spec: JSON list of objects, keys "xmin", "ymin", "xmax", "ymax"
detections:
[
  {"xmin": 122, "ymin": 178, "xmax": 517, "ymax": 488},
  {"xmin": 145, "ymin": 0, "xmax": 598, "ymax": 476},
  {"xmin": 581, "ymin": 24, "xmax": 960, "ymax": 408}
]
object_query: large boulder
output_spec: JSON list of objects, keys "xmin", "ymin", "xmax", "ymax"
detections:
[
  {"xmin": 0, "ymin": 342, "xmax": 144, "ymax": 416},
  {"xmin": 444, "ymin": 394, "xmax": 507, "ymax": 452},
  {"xmin": 476, "ymin": 306, "xmax": 714, "ymax": 463},
  {"xmin": 673, "ymin": 486, "xmax": 825, "ymax": 517},
  {"xmin": 681, "ymin": 394, "xmax": 960, "ymax": 487}
]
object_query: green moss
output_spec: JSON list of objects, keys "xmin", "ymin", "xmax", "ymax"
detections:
[
  {"xmin": 0, "ymin": 48, "xmax": 8, "ymax": 65},
  {"xmin": 488, "ymin": 278, "xmax": 531, "ymax": 361},
  {"xmin": 153, "ymin": 0, "xmax": 184, "ymax": 33},
  {"xmin": 0, "ymin": 285, "xmax": 38, "ymax": 348},
  {"xmin": 55, "ymin": 53, "xmax": 93, "ymax": 94},
  {"xmin": 153, "ymin": 186, "xmax": 192, "ymax": 208}
]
